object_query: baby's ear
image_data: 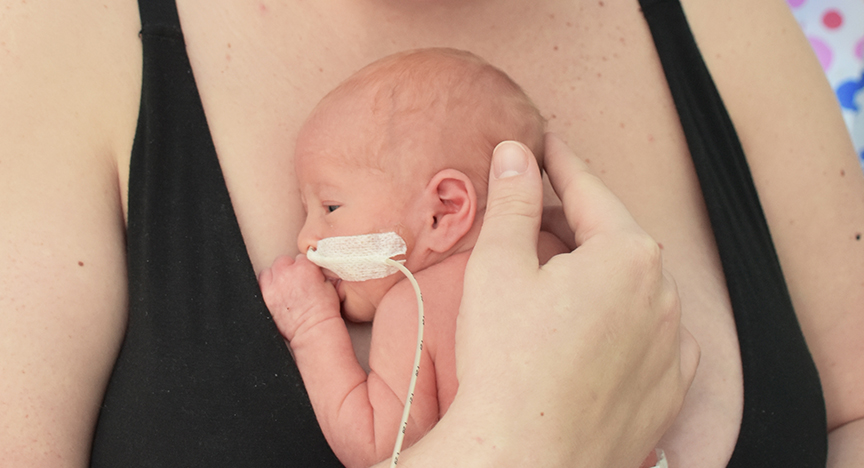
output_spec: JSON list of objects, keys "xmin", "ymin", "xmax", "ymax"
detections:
[{"xmin": 420, "ymin": 169, "xmax": 477, "ymax": 253}]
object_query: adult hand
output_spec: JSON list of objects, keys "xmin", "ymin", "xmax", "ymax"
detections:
[{"xmin": 410, "ymin": 134, "xmax": 699, "ymax": 467}]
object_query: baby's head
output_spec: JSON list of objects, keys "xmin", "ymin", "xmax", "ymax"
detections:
[{"xmin": 294, "ymin": 48, "xmax": 544, "ymax": 320}]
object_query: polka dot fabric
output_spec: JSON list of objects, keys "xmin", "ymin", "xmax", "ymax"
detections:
[{"xmin": 788, "ymin": 0, "xmax": 864, "ymax": 171}]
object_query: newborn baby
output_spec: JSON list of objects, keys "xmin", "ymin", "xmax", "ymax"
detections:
[{"xmin": 259, "ymin": 48, "xmax": 661, "ymax": 468}]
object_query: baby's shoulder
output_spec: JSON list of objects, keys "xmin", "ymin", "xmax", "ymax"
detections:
[
  {"xmin": 375, "ymin": 252, "xmax": 469, "ymax": 325},
  {"xmin": 412, "ymin": 252, "xmax": 472, "ymax": 303}
]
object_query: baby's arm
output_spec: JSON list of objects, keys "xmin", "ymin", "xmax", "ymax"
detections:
[
  {"xmin": 259, "ymin": 255, "xmax": 368, "ymax": 462},
  {"xmin": 259, "ymin": 255, "xmax": 437, "ymax": 468},
  {"xmin": 363, "ymin": 278, "xmax": 442, "ymax": 457}
]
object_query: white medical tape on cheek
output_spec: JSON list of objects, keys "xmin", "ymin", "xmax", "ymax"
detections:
[{"xmin": 305, "ymin": 232, "xmax": 408, "ymax": 282}]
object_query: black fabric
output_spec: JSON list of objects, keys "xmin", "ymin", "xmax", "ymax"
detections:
[
  {"xmin": 90, "ymin": 0, "xmax": 827, "ymax": 465},
  {"xmin": 639, "ymin": 0, "xmax": 828, "ymax": 466},
  {"xmin": 89, "ymin": 1, "xmax": 341, "ymax": 466}
]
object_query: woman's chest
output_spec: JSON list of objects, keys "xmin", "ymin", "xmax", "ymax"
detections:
[
  {"xmin": 173, "ymin": 1, "xmax": 745, "ymax": 464},
  {"xmin": 176, "ymin": 0, "xmax": 715, "ymax": 257}
]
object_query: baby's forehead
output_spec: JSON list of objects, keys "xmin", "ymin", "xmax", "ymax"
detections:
[
  {"xmin": 299, "ymin": 94, "xmax": 443, "ymax": 163},
  {"xmin": 296, "ymin": 48, "xmax": 544, "ymax": 191}
]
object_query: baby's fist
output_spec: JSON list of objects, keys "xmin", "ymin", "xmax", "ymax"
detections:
[{"xmin": 259, "ymin": 254, "xmax": 341, "ymax": 341}]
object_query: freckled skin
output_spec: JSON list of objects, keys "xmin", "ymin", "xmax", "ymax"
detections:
[{"xmin": 260, "ymin": 49, "xmax": 663, "ymax": 468}]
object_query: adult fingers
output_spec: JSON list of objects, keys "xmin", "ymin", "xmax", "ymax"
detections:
[
  {"xmin": 470, "ymin": 141, "xmax": 544, "ymax": 271},
  {"xmin": 543, "ymin": 133, "xmax": 645, "ymax": 247},
  {"xmin": 679, "ymin": 324, "xmax": 701, "ymax": 391}
]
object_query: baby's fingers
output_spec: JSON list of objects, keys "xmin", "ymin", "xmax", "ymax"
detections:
[{"xmin": 258, "ymin": 255, "xmax": 297, "ymax": 309}]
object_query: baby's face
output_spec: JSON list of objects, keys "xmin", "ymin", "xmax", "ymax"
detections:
[{"xmin": 295, "ymin": 150, "xmax": 418, "ymax": 323}]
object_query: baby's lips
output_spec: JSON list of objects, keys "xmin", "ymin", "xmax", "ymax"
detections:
[{"xmin": 320, "ymin": 268, "xmax": 337, "ymax": 282}]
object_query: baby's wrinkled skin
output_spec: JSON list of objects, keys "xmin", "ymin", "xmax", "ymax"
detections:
[{"xmin": 259, "ymin": 48, "xmax": 656, "ymax": 468}]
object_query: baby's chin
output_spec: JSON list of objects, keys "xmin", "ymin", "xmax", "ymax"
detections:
[
  {"xmin": 340, "ymin": 288, "xmax": 378, "ymax": 323},
  {"xmin": 339, "ymin": 275, "xmax": 399, "ymax": 322}
]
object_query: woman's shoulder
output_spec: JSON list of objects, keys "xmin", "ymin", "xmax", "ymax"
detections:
[{"xmin": 0, "ymin": 0, "xmax": 142, "ymax": 464}]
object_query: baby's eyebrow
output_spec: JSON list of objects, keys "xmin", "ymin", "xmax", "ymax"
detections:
[{"xmin": 309, "ymin": 182, "xmax": 341, "ymax": 201}]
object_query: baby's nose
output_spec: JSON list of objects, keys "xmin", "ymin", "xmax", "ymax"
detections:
[{"xmin": 296, "ymin": 222, "xmax": 319, "ymax": 255}]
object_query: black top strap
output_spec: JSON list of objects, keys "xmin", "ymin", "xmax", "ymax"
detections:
[
  {"xmin": 639, "ymin": 0, "xmax": 827, "ymax": 466},
  {"xmin": 90, "ymin": 0, "xmax": 340, "ymax": 465},
  {"xmin": 138, "ymin": 0, "xmax": 181, "ymax": 31}
]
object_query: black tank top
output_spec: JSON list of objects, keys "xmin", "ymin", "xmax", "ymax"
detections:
[{"xmin": 90, "ymin": 0, "xmax": 827, "ymax": 466}]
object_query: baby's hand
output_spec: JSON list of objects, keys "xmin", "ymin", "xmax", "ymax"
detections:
[{"xmin": 258, "ymin": 254, "xmax": 341, "ymax": 341}]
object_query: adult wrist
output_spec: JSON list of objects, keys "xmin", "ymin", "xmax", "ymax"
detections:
[{"xmin": 387, "ymin": 394, "xmax": 588, "ymax": 468}]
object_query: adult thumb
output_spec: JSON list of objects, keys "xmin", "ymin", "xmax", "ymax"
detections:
[{"xmin": 471, "ymin": 141, "xmax": 544, "ymax": 271}]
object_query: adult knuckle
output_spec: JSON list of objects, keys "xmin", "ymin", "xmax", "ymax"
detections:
[
  {"xmin": 666, "ymin": 286, "xmax": 682, "ymax": 318},
  {"xmin": 620, "ymin": 232, "xmax": 662, "ymax": 274},
  {"xmin": 658, "ymin": 290, "xmax": 682, "ymax": 332},
  {"xmin": 485, "ymin": 191, "xmax": 541, "ymax": 221},
  {"xmin": 661, "ymin": 274, "xmax": 681, "ymax": 314}
]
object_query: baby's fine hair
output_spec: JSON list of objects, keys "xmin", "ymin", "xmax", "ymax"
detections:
[{"xmin": 316, "ymin": 48, "xmax": 546, "ymax": 192}]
